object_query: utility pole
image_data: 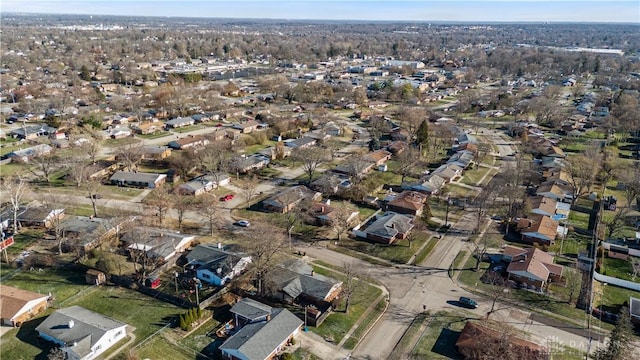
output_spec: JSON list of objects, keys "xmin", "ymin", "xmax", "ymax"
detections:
[{"xmin": 174, "ymin": 272, "xmax": 179, "ymax": 293}]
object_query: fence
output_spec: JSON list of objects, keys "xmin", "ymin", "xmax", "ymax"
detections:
[{"xmin": 593, "ymin": 272, "xmax": 640, "ymax": 292}]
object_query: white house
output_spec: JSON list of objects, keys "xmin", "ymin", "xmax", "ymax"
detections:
[{"xmin": 36, "ymin": 305, "xmax": 127, "ymax": 360}]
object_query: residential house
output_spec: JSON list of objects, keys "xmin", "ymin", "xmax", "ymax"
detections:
[
  {"xmin": 229, "ymin": 298, "xmax": 275, "ymax": 328},
  {"xmin": 284, "ymin": 137, "xmax": 317, "ymax": 149},
  {"xmin": 165, "ymin": 116, "xmax": 195, "ymax": 129},
  {"xmin": 0, "ymin": 285, "xmax": 49, "ymax": 327},
  {"xmin": 310, "ymin": 201, "xmax": 359, "ymax": 226},
  {"xmin": 178, "ymin": 174, "xmax": 230, "ymax": 196},
  {"xmin": 168, "ymin": 135, "xmax": 210, "ymax": 150},
  {"xmin": 386, "ymin": 191, "xmax": 428, "ymax": 216},
  {"xmin": 535, "ymin": 182, "xmax": 573, "ymax": 203},
  {"xmin": 258, "ymin": 146, "xmax": 292, "ymax": 160},
  {"xmin": 528, "ymin": 196, "xmax": 558, "ymax": 217},
  {"xmin": 543, "ymin": 146, "xmax": 566, "ymax": 158},
  {"xmin": 131, "ymin": 122, "xmax": 164, "ymax": 135},
  {"xmin": 17, "ymin": 206, "xmax": 64, "ymax": 228},
  {"xmin": 516, "ymin": 214, "xmax": 559, "ymax": 245},
  {"xmin": 99, "ymin": 126, "xmax": 131, "ymax": 139},
  {"xmin": 390, "ymin": 128, "xmax": 410, "ymax": 142},
  {"xmin": 310, "ymin": 174, "xmax": 351, "ymax": 195},
  {"xmin": 186, "ymin": 244, "xmax": 252, "ymax": 286},
  {"xmin": 121, "ymin": 227, "xmax": 195, "ymax": 262},
  {"xmin": 386, "ymin": 141, "xmax": 408, "ymax": 155},
  {"xmin": 504, "ymin": 245, "xmax": 563, "ymax": 289},
  {"xmin": 364, "ymin": 149, "xmax": 393, "ymax": 167},
  {"xmin": 447, "ymin": 150, "xmax": 475, "ymax": 169},
  {"xmin": 431, "ymin": 163, "xmax": 463, "ymax": 183},
  {"xmin": 268, "ymin": 259, "xmax": 343, "ymax": 307},
  {"xmin": 140, "ymin": 146, "xmax": 172, "ymax": 161},
  {"xmin": 402, "ymin": 174, "xmax": 446, "ymax": 195},
  {"xmin": 232, "ymin": 120, "xmax": 261, "ymax": 133},
  {"xmin": 9, "ymin": 124, "xmax": 57, "ymax": 140},
  {"xmin": 355, "ymin": 211, "xmax": 414, "ymax": 244},
  {"xmin": 456, "ymin": 321, "xmax": 549, "ymax": 360},
  {"xmin": 36, "ymin": 305, "xmax": 127, "ymax": 360},
  {"xmin": 219, "ymin": 303, "xmax": 303, "ymax": 360},
  {"xmin": 332, "ymin": 157, "xmax": 375, "ymax": 179},
  {"xmin": 263, "ymin": 186, "xmax": 322, "ymax": 213},
  {"xmin": 7, "ymin": 144, "xmax": 53, "ymax": 163},
  {"xmin": 233, "ymin": 155, "xmax": 270, "ymax": 173},
  {"xmin": 59, "ymin": 216, "xmax": 123, "ymax": 255},
  {"xmin": 110, "ymin": 171, "xmax": 166, "ymax": 189},
  {"xmin": 85, "ymin": 160, "xmax": 119, "ymax": 180}
]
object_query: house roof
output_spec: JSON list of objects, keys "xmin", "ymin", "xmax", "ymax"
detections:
[
  {"xmin": 270, "ymin": 259, "xmax": 342, "ymax": 301},
  {"xmin": 122, "ymin": 227, "xmax": 195, "ymax": 260},
  {"xmin": 168, "ymin": 135, "xmax": 208, "ymax": 148},
  {"xmin": 388, "ymin": 191, "xmax": 428, "ymax": 211},
  {"xmin": 364, "ymin": 212, "xmax": 414, "ymax": 240},
  {"xmin": 165, "ymin": 116, "xmax": 194, "ymax": 126},
  {"xmin": 59, "ymin": 216, "xmax": 119, "ymax": 247},
  {"xmin": 230, "ymin": 298, "xmax": 274, "ymax": 322},
  {"xmin": 109, "ymin": 171, "xmax": 166, "ymax": 184},
  {"xmin": 506, "ymin": 246, "xmax": 563, "ymax": 281},
  {"xmin": 364, "ymin": 149, "xmax": 392, "ymax": 164},
  {"xmin": 535, "ymin": 183, "xmax": 569, "ymax": 198},
  {"xmin": 17, "ymin": 206, "xmax": 63, "ymax": 222},
  {"xmin": 0, "ymin": 285, "xmax": 49, "ymax": 321},
  {"xmin": 263, "ymin": 186, "xmax": 320, "ymax": 210},
  {"xmin": 140, "ymin": 145, "xmax": 170, "ymax": 155},
  {"xmin": 517, "ymin": 214, "xmax": 559, "ymax": 241},
  {"xmin": 528, "ymin": 196, "xmax": 557, "ymax": 216},
  {"xmin": 455, "ymin": 321, "xmax": 549, "ymax": 360},
  {"xmin": 220, "ymin": 308, "xmax": 303, "ymax": 360},
  {"xmin": 186, "ymin": 244, "xmax": 245, "ymax": 274},
  {"xmin": 36, "ymin": 305, "xmax": 127, "ymax": 359},
  {"xmin": 9, "ymin": 144, "xmax": 53, "ymax": 159}
]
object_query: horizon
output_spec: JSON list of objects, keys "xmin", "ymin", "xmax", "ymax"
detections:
[{"xmin": 1, "ymin": 1, "xmax": 639, "ymax": 24}]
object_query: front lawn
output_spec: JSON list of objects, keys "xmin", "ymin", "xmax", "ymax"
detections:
[
  {"xmin": 310, "ymin": 265, "xmax": 383, "ymax": 345},
  {"xmin": 335, "ymin": 231, "xmax": 430, "ymax": 264}
]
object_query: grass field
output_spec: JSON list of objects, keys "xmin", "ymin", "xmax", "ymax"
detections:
[
  {"xmin": 335, "ymin": 230, "xmax": 430, "ymax": 264},
  {"xmin": 310, "ymin": 265, "xmax": 383, "ymax": 345}
]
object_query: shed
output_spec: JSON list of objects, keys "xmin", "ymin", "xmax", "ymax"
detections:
[{"xmin": 85, "ymin": 269, "xmax": 106, "ymax": 286}]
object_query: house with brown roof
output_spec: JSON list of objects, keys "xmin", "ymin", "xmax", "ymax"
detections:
[
  {"xmin": 504, "ymin": 246, "xmax": 563, "ymax": 289},
  {"xmin": 535, "ymin": 183, "xmax": 573, "ymax": 203},
  {"xmin": 387, "ymin": 191, "xmax": 428, "ymax": 216},
  {"xmin": 232, "ymin": 120, "xmax": 261, "ymax": 133},
  {"xmin": 528, "ymin": 196, "xmax": 558, "ymax": 217},
  {"xmin": 309, "ymin": 201, "xmax": 359, "ymax": 226},
  {"xmin": 0, "ymin": 285, "xmax": 49, "ymax": 327},
  {"xmin": 140, "ymin": 146, "xmax": 172, "ymax": 161},
  {"xmin": 364, "ymin": 149, "xmax": 393, "ymax": 167},
  {"xmin": 168, "ymin": 135, "xmax": 210, "ymax": 150},
  {"xmin": 516, "ymin": 214, "xmax": 559, "ymax": 246},
  {"xmin": 386, "ymin": 141, "xmax": 408, "ymax": 154},
  {"xmin": 456, "ymin": 321, "xmax": 550, "ymax": 360},
  {"xmin": 131, "ymin": 122, "xmax": 164, "ymax": 135}
]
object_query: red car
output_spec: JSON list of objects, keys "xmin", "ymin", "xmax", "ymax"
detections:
[{"xmin": 220, "ymin": 194, "xmax": 234, "ymax": 202}]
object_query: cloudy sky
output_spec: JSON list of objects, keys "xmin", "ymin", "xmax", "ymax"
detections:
[{"xmin": 1, "ymin": 1, "xmax": 639, "ymax": 23}]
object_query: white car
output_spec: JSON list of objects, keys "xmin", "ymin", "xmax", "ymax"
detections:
[{"xmin": 234, "ymin": 220, "xmax": 250, "ymax": 227}]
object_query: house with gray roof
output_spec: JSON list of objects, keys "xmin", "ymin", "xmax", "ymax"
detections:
[
  {"xmin": 9, "ymin": 124, "xmax": 57, "ymax": 140},
  {"xmin": 219, "ymin": 305, "xmax": 302, "ymax": 360},
  {"xmin": 60, "ymin": 216, "xmax": 131, "ymax": 255},
  {"xmin": 165, "ymin": 116, "xmax": 195, "ymax": 129},
  {"xmin": 186, "ymin": 244, "xmax": 251, "ymax": 286},
  {"xmin": 7, "ymin": 144, "xmax": 53, "ymax": 163},
  {"xmin": 268, "ymin": 259, "xmax": 343, "ymax": 307},
  {"xmin": 262, "ymin": 186, "xmax": 321, "ymax": 214},
  {"xmin": 109, "ymin": 171, "xmax": 166, "ymax": 189},
  {"xmin": 355, "ymin": 211, "xmax": 414, "ymax": 244},
  {"xmin": 121, "ymin": 227, "xmax": 195, "ymax": 262},
  {"xmin": 36, "ymin": 305, "xmax": 127, "ymax": 360},
  {"xmin": 229, "ymin": 298, "xmax": 274, "ymax": 328}
]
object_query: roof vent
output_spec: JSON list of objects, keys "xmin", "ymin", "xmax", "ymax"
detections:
[{"xmin": 68, "ymin": 320, "xmax": 74, "ymax": 328}]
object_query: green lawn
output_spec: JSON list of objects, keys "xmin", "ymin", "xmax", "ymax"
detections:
[
  {"xmin": 172, "ymin": 125, "xmax": 204, "ymax": 133},
  {"xmin": 135, "ymin": 335, "xmax": 193, "ymax": 360},
  {"xmin": 409, "ymin": 311, "xmax": 470, "ymax": 359},
  {"xmin": 342, "ymin": 295, "xmax": 387, "ymax": 350},
  {"xmin": 567, "ymin": 211, "xmax": 591, "ymax": 230},
  {"xmin": 2, "ymin": 268, "xmax": 90, "ymax": 304},
  {"xmin": 5, "ymin": 229, "xmax": 43, "ymax": 256},
  {"xmin": 335, "ymin": 231, "xmax": 430, "ymax": 264},
  {"xmin": 460, "ymin": 166, "xmax": 495, "ymax": 186},
  {"xmin": 136, "ymin": 131, "xmax": 172, "ymax": 139},
  {"xmin": 549, "ymin": 233, "xmax": 589, "ymax": 258},
  {"xmin": 600, "ymin": 257, "xmax": 637, "ymax": 283},
  {"xmin": 310, "ymin": 265, "xmax": 383, "ymax": 345},
  {"xmin": 389, "ymin": 312, "xmax": 431, "ymax": 360}
]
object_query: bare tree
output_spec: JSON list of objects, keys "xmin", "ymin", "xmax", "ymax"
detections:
[
  {"xmin": 342, "ymin": 261, "xmax": 361, "ymax": 314},
  {"xmin": 395, "ymin": 147, "xmax": 420, "ymax": 183},
  {"xmin": 244, "ymin": 223, "xmax": 285, "ymax": 295},
  {"xmin": 116, "ymin": 143, "xmax": 144, "ymax": 172},
  {"xmin": 472, "ymin": 182, "xmax": 500, "ymax": 234},
  {"xmin": 83, "ymin": 178, "xmax": 102, "ymax": 218},
  {"xmin": 195, "ymin": 193, "xmax": 220, "ymax": 237},
  {"xmin": 81, "ymin": 137, "xmax": 103, "ymax": 165},
  {"xmin": 240, "ymin": 175, "xmax": 260, "ymax": 205},
  {"xmin": 565, "ymin": 150, "xmax": 601, "ymax": 204},
  {"xmin": 29, "ymin": 151, "xmax": 60, "ymax": 183},
  {"xmin": 292, "ymin": 146, "xmax": 330, "ymax": 183},
  {"xmin": 41, "ymin": 191, "xmax": 67, "ymax": 255},
  {"xmin": 483, "ymin": 271, "xmax": 508, "ymax": 319},
  {"xmin": 2, "ymin": 175, "xmax": 31, "ymax": 234},
  {"xmin": 332, "ymin": 202, "xmax": 359, "ymax": 242},
  {"xmin": 143, "ymin": 186, "xmax": 171, "ymax": 225},
  {"xmin": 564, "ymin": 267, "xmax": 582, "ymax": 305},
  {"xmin": 171, "ymin": 191, "xmax": 194, "ymax": 232}
]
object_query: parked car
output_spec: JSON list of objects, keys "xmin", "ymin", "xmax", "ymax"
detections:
[
  {"xmin": 458, "ymin": 296, "xmax": 478, "ymax": 309},
  {"xmin": 234, "ymin": 220, "xmax": 250, "ymax": 227},
  {"xmin": 220, "ymin": 194, "xmax": 234, "ymax": 202}
]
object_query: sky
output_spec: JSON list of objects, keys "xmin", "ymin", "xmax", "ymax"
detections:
[{"xmin": 1, "ymin": 1, "xmax": 639, "ymax": 23}]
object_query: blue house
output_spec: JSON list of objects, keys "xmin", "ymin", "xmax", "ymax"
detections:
[{"xmin": 186, "ymin": 244, "xmax": 251, "ymax": 286}]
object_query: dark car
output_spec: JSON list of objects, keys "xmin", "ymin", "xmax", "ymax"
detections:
[{"xmin": 458, "ymin": 296, "xmax": 478, "ymax": 309}]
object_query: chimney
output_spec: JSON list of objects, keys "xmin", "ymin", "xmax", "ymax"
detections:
[
  {"xmin": 310, "ymin": 270, "xmax": 314, "ymax": 277},
  {"xmin": 68, "ymin": 320, "xmax": 74, "ymax": 328},
  {"xmin": 390, "ymin": 223, "xmax": 396, "ymax": 229},
  {"xmin": 218, "ymin": 242, "xmax": 222, "ymax": 249},
  {"xmin": 320, "ymin": 206, "xmax": 325, "ymax": 213}
]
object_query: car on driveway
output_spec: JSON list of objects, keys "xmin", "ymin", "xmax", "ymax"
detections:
[
  {"xmin": 220, "ymin": 194, "xmax": 234, "ymax": 202},
  {"xmin": 458, "ymin": 296, "xmax": 478, "ymax": 309},
  {"xmin": 234, "ymin": 220, "xmax": 250, "ymax": 227}
]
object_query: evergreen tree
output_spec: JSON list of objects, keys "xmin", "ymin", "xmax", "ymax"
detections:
[
  {"xmin": 594, "ymin": 307, "xmax": 634, "ymax": 360},
  {"xmin": 416, "ymin": 120, "xmax": 429, "ymax": 155}
]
